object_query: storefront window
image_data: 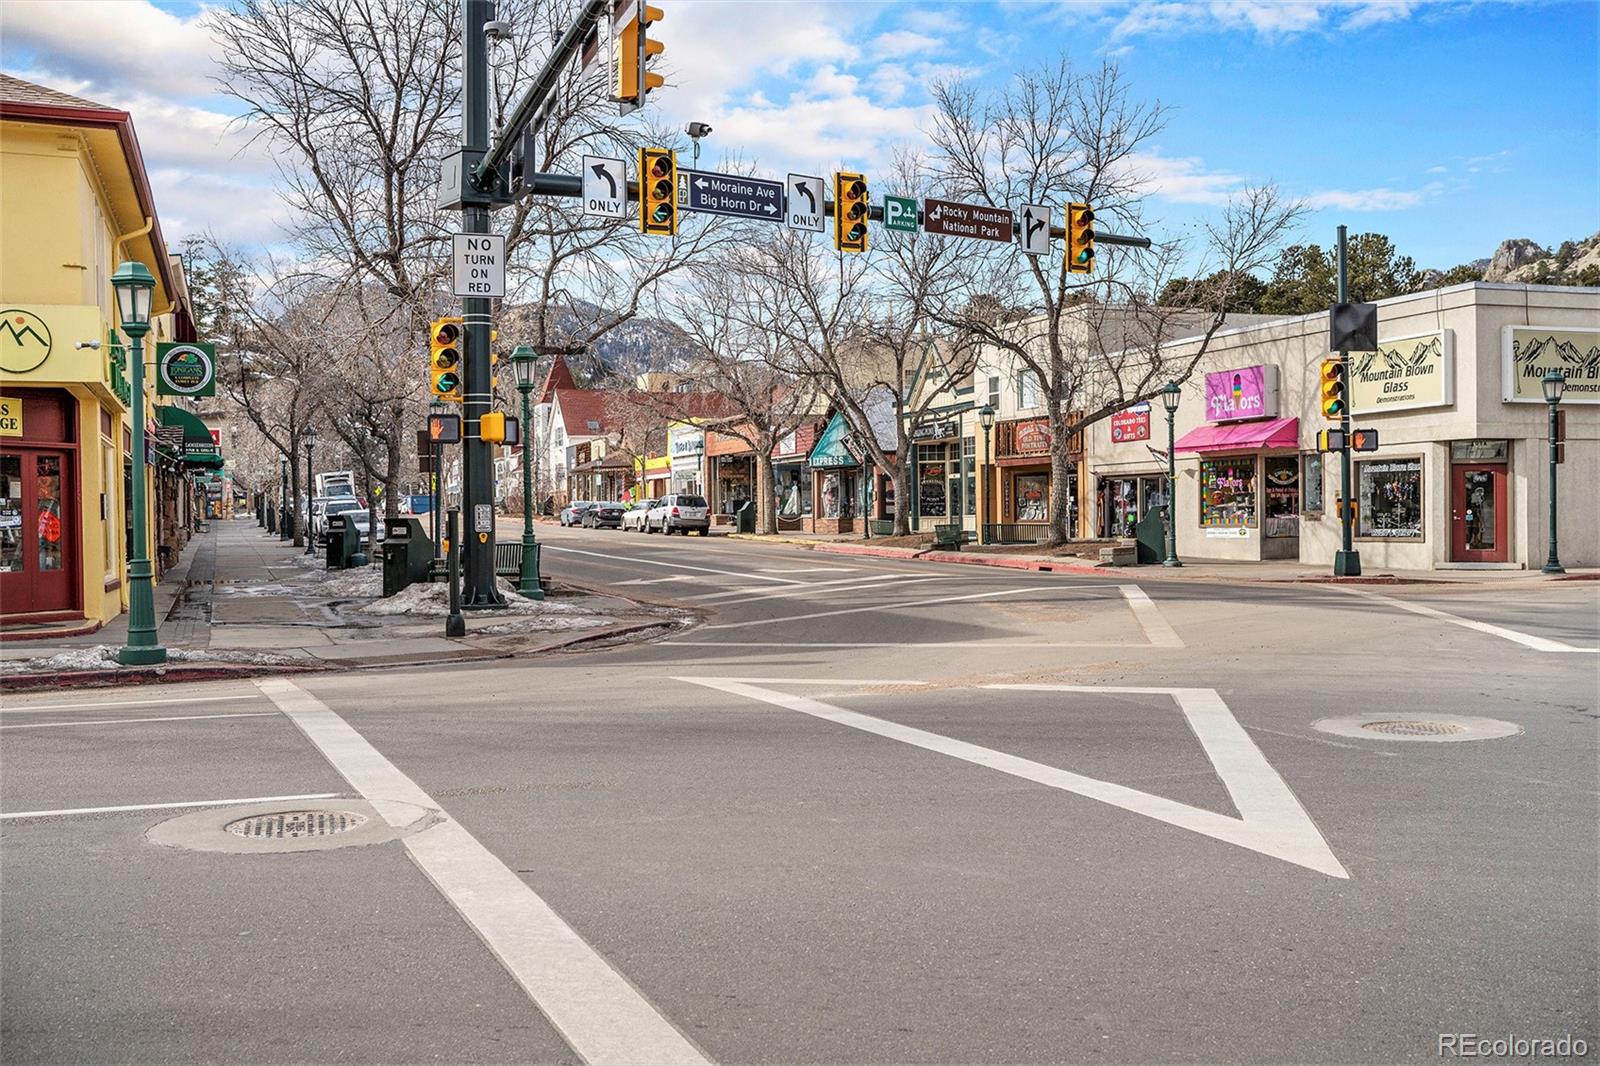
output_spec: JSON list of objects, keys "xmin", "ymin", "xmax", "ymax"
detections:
[
  {"xmin": 36, "ymin": 455, "xmax": 63, "ymax": 571},
  {"xmin": 1198, "ymin": 456, "xmax": 1257, "ymax": 528},
  {"xmin": 1301, "ymin": 453, "xmax": 1324, "ymax": 514},
  {"xmin": 916, "ymin": 442, "xmax": 951, "ymax": 518},
  {"xmin": 1358, "ymin": 458, "xmax": 1423, "ymax": 539},
  {"xmin": 776, "ymin": 467, "xmax": 810, "ymax": 517},
  {"xmin": 1013, "ymin": 474, "xmax": 1048, "ymax": 522},
  {"xmin": 1263, "ymin": 456, "xmax": 1300, "ymax": 538},
  {"xmin": 963, "ymin": 437, "xmax": 976, "ymax": 516},
  {"xmin": 0, "ymin": 455, "xmax": 21, "ymax": 573}
]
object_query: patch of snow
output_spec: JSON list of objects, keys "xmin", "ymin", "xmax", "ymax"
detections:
[{"xmin": 1, "ymin": 644, "xmax": 305, "ymax": 675}]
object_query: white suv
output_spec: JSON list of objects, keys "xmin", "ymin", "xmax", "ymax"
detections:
[{"xmin": 650, "ymin": 493, "xmax": 709, "ymax": 535}]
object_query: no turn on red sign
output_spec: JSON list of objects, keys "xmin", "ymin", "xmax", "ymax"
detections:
[
  {"xmin": 921, "ymin": 198, "xmax": 1013, "ymax": 244},
  {"xmin": 452, "ymin": 234, "xmax": 505, "ymax": 298}
]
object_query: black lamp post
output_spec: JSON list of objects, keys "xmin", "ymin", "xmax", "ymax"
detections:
[
  {"xmin": 111, "ymin": 261, "xmax": 166, "ymax": 666},
  {"xmin": 1542, "ymin": 369, "xmax": 1565, "ymax": 575},
  {"xmin": 1160, "ymin": 381, "xmax": 1182, "ymax": 568},
  {"xmin": 303, "ymin": 424, "xmax": 318, "ymax": 555},
  {"xmin": 978, "ymin": 404, "xmax": 995, "ymax": 545},
  {"xmin": 510, "ymin": 345, "xmax": 544, "ymax": 599},
  {"xmin": 279, "ymin": 456, "xmax": 289, "ymax": 540}
]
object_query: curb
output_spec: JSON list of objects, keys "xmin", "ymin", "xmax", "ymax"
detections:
[
  {"xmin": 0, "ymin": 660, "xmax": 321, "ymax": 693},
  {"xmin": 1, "ymin": 620, "xmax": 104, "ymax": 643}
]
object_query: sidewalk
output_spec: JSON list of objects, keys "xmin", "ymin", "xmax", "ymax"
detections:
[
  {"xmin": 726, "ymin": 531, "xmax": 1599, "ymax": 585},
  {"xmin": 1, "ymin": 518, "xmax": 693, "ymax": 690}
]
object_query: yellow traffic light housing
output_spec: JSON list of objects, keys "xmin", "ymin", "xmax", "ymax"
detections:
[
  {"xmin": 1320, "ymin": 358, "xmax": 1347, "ymax": 420},
  {"xmin": 639, "ymin": 147, "xmax": 677, "ymax": 235},
  {"xmin": 616, "ymin": 4, "xmax": 665, "ymax": 105},
  {"xmin": 833, "ymin": 171, "xmax": 868, "ymax": 254},
  {"xmin": 429, "ymin": 317, "xmax": 463, "ymax": 401},
  {"xmin": 479, "ymin": 411, "xmax": 507, "ymax": 444},
  {"xmin": 1067, "ymin": 202, "xmax": 1095, "ymax": 274}
]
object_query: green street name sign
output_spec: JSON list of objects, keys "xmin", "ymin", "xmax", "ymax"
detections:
[
  {"xmin": 156, "ymin": 342, "xmax": 217, "ymax": 398},
  {"xmin": 883, "ymin": 195, "xmax": 918, "ymax": 233}
]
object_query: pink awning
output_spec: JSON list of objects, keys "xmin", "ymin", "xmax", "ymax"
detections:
[{"xmin": 1174, "ymin": 417, "xmax": 1299, "ymax": 454}]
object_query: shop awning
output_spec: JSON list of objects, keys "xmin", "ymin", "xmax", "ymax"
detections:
[
  {"xmin": 1174, "ymin": 417, "xmax": 1299, "ymax": 454},
  {"xmin": 155, "ymin": 404, "xmax": 223, "ymax": 467}
]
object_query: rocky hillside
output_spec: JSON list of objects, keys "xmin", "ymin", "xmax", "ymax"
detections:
[{"xmin": 1481, "ymin": 233, "xmax": 1600, "ymax": 285}]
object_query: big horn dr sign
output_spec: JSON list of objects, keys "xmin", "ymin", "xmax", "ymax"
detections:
[{"xmin": 156, "ymin": 342, "xmax": 217, "ymax": 397}]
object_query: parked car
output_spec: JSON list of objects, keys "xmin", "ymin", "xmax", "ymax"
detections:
[
  {"xmin": 311, "ymin": 496, "xmax": 364, "ymax": 544},
  {"xmin": 560, "ymin": 501, "xmax": 595, "ymax": 526},
  {"xmin": 583, "ymin": 501, "xmax": 625, "ymax": 529},
  {"xmin": 621, "ymin": 499, "xmax": 654, "ymax": 532},
  {"xmin": 648, "ymin": 493, "xmax": 710, "ymax": 535}
]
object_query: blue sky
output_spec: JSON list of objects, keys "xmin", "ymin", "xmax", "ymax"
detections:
[{"xmin": 4, "ymin": 0, "xmax": 1595, "ymax": 270}]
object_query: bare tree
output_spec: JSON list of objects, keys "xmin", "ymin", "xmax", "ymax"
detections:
[{"xmin": 927, "ymin": 58, "xmax": 1301, "ymax": 543}]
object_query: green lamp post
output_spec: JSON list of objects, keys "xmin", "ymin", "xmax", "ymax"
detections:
[
  {"xmin": 1541, "ymin": 369, "xmax": 1566, "ymax": 575},
  {"xmin": 510, "ymin": 345, "xmax": 544, "ymax": 599},
  {"xmin": 112, "ymin": 261, "xmax": 167, "ymax": 666},
  {"xmin": 977, "ymin": 404, "xmax": 995, "ymax": 545},
  {"xmin": 1160, "ymin": 380, "xmax": 1183, "ymax": 568}
]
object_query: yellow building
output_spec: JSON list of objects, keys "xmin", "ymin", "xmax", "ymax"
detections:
[{"xmin": 1, "ymin": 75, "xmax": 199, "ymax": 632}]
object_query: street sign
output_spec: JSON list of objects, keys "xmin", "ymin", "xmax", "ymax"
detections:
[
  {"xmin": 922, "ymin": 198, "xmax": 1013, "ymax": 244},
  {"xmin": 452, "ymin": 233, "xmax": 504, "ymax": 297},
  {"xmin": 679, "ymin": 169, "xmax": 783, "ymax": 221},
  {"xmin": 785, "ymin": 173, "xmax": 824, "ymax": 232},
  {"xmin": 581, "ymin": 154, "xmax": 626, "ymax": 218},
  {"xmin": 1020, "ymin": 203, "xmax": 1051, "ymax": 256},
  {"xmin": 883, "ymin": 195, "xmax": 918, "ymax": 233}
]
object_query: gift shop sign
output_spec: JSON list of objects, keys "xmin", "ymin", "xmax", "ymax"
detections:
[
  {"xmin": 1110, "ymin": 404, "xmax": 1150, "ymax": 443},
  {"xmin": 1205, "ymin": 365, "xmax": 1279, "ymax": 423}
]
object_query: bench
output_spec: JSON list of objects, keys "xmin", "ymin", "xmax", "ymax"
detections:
[{"xmin": 933, "ymin": 524, "xmax": 964, "ymax": 550}]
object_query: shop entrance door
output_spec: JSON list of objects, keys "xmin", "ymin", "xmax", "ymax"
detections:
[
  {"xmin": 1450, "ymin": 463, "xmax": 1507, "ymax": 563},
  {"xmin": 0, "ymin": 449, "xmax": 76, "ymax": 617}
]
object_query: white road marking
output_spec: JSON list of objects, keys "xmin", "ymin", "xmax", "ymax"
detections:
[
  {"xmin": 1119, "ymin": 585, "xmax": 1185, "ymax": 648},
  {"xmin": 255, "ymin": 678, "xmax": 708, "ymax": 1066},
  {"xmin": 664, "ymin": 641, "xmax": 1160, "ymax": 649},
  {"xmin": 756, "ymin": 566, "xmax": 858, "ymax": 574},
  {"xmin": 678, "ymin": 678, "xmax": 1347, "ymax": 880},
  {"xmin": 1, "ymin": 712, "xmax": 279, "ymax": 730},
  {"xmin": 544, "ymin": 543, "xmax": 800, "ymax": 585},
  {"xmin": 1329, "ymin": 585, "xmax": 1599, "ymax": 653},
  {"xmin": 0, "ymin": 693, "xmax": 260, "ymax": 714},
  {"xmin": 613, "ymin": 575, "xmax": 708, "ymax": 586},
  {"xmin": 684, "ymin": 573, "xmax": 931, "ymax": 603},
  {"xmin": 1, "ymin": 792, "xmax": 342, "ymax": 820},
  {"xmin": 701, "ymin": 586, "xmax": 1051, "ymax": 630}
]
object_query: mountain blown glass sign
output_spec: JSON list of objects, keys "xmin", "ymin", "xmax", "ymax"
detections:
[
  {"xmin": 1349, "ymin": 331, "xmax": 1454, "ymax": 414},
  {"xmin": 1502, "ymin": 325, "xmax": 1600, "ymax": 404}
]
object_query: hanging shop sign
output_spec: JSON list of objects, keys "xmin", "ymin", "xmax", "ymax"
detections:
[
  {"xmin": 1204, "ymin": 365, "xmax": 1279, "ymax": 423},
  {"xmin": 1110, "ymin": 406, "xmax": 1150, "ymax": 443},
  {"xmin": 1501, "ymin": 325, "xmax": 1600, "ymax": 404},
  {"xmin": 155, "ymin": 342, "xmax": 217, "ymax": 397},
  {"xmin": 912, "ymin": 419, "xmax": 958, "ymax": 441},
  {"xmin": 1348, "ymin": 330, "xmax": 1453, "ymax": 414},
  {"xmin": 669, "ymin": 426, "xmax": 704, "ymax": 459}
]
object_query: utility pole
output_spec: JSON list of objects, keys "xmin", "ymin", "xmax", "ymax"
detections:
[
  {"xmin": 1333, "ymin": 225, "xmax": 1362, "ymax": 578},
  {"xmin": 457, "ymin": 0, "xmax": 504, "ymax": 606}
]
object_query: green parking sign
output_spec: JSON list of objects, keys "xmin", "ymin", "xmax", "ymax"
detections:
[{"xmin": 883, "ymin": 195, "xmax": 918, "ymax": 233}]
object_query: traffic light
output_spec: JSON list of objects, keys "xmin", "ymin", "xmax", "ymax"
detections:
[
  {"xmin": 833, "ymin": 171, "xmax": 868, "ymax": 254},
  {"xmin": 1319, "ymin": 358, "xmax": 1347, "ymax": 420},
  {"xmin": 430, "ymin": 317, "xmax": 463, "ymax": 401},
  {"xmin": 615, "ymin": 4, "xmax": 665, "ymax": 106},
  {"xmin": 639, "ymin": 147, "xmax": 677, "ymax": 235},
  {"xmin": 1067, "ymin": 203, "xmax": 1095, "ymax": 274}
]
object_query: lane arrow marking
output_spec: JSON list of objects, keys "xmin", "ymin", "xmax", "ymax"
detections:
[
  {"xmin": 1026, "ymin": 210, "xmax": 1046, "ymax": 247},
  {"xmin": 794, "ymin": 181, "xmax": 816, "ymax": 212},
  {"xmin": 590, "ymin": 163, "xmax": 617, "ymax": 199}
]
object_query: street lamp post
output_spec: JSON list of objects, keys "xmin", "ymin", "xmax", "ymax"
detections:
[
  {"xmin": 1542, "ymin": 369, "xmax": 1565, "ymax": 575},
  {"xmin": 111, "ymin": 261, "xmax": 167, "ymax": 666},
  {"xmin": 978, "ymin": 405, "xmax": 995, "ymax": 545},
  {"xmin": 1160, "ymin": 381, "xmax": 1183, "ymax": 568},
  {"xmin": 510, "ymin": 345, "xmax": 544, "ymax": 599},
  {"xmin": 303, "ymin": 425, "xmax": 318, "ymax": 555},
  {"xmin": 279, "ymin": 457, "xmax": 289, "ymax": 541}
]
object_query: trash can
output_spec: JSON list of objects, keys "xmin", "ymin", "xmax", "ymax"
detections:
[
  {"xmin": 326, "ymin": 513, "xmax": 362, "ymax": 570},
  {"xmin": 735, "ymin": 501, "xmax": 756, "ymax": 533},
  {"xmin": 1134, "ymin": 506, "xmax": 1167, "ymax": 564},
  {"xmin": 381, "ymin": 517, "xmax": 433, "ymax": 597}
]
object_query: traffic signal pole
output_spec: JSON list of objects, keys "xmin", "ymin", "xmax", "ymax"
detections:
[
  {"xmin": 1333, "ymin": 224, "xmax": 1361, "ymax": 578},
  {"xmin": 459, "ymin": 0, "xmax": 504, "ymax": 606}
]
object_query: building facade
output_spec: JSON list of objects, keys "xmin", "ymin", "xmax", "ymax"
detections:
[{"xmin": 1086, "ymin": 283, "xmax": 1598, "ymax": 569}]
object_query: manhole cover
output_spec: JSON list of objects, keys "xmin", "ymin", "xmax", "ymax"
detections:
[
  {"xmin": 1314, "ymin": 714, "xmax": 1522, "ymax": 743},
  {"xmin": 225, "ymin": 810, "xmax": 368, "ymax": 839},
  {"xmin": 1360, "ymin": 720, "xmax": 1466, "ymax": 737}
]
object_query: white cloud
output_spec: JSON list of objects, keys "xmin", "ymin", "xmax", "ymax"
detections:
[
  {"xmin": 1129, "ymin": 151, "xmax": 1248, "ymax": 206},
  {"xmin": 1302, "ymin": 183, "xmax": 1440, "ymax": 210},
  {"xmin": 0, "ymin": 0, "xmax": 221, "ymax": 101},
  {"xmin": 870, "ymin": 30, "xmax": 944, "ymax": 59},
  {"xmin": 900, "ymin": 9, "xmax": 967, "ymax": 35}
]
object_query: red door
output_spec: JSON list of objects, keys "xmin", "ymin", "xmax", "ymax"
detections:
[
  {"xmin": 1451, "ymin": 463, "xmax": 1508, "ymax": 563},
  {"xmin": 0, "ymin": 449, "xmax": 76, "ymax": 618}
]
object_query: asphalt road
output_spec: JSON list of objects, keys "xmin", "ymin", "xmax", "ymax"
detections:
[{"xmin": 3, "ymin": 522, "xmax": 1597, "ymax": 1064}]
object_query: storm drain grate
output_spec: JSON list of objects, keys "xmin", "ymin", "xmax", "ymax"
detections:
[
  {"xmin": 1360, "ymin": 720, "xmax": 1466, "ymax": 737},
  {"xmin": 224, "ymin": 810, "xmax": 368, "ymax": 839}
]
